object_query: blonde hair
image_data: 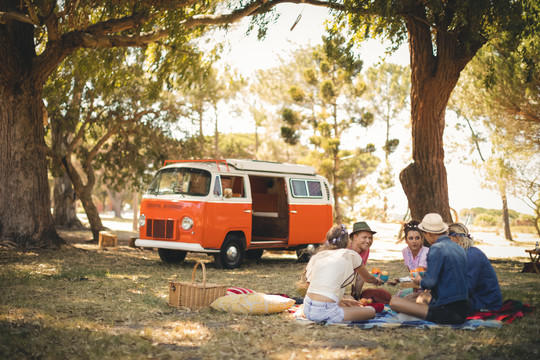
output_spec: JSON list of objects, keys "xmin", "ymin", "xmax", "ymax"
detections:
[{"xmin": 448, "ymin": 222, "xmax": 474, "ymax": 250}]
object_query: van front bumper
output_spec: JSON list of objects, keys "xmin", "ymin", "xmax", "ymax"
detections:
[{"xmin": 134, "ymin": 239, "xmax": 220, "ymax": 253}]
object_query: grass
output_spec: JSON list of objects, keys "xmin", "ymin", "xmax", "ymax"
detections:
[{"xmin": 1, "ymin": 237, "xmax": 539, "ymax": 360}]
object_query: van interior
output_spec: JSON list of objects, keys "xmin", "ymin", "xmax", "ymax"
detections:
[{"xmin": 248, "ymin": 176, "xmax": 288, "ymax": 244}]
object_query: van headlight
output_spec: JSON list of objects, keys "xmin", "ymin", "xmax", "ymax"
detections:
[
  {"xmin": 138, "ymin": 214, "xmax": 146, "ymax": 228},
  {"xmin": 181, "ymin": 216, "xmax": 194, "ymax": 230}
]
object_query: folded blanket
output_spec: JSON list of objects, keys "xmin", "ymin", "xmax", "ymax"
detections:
[{"xmin": 467, "ymin": 299, "xmax": 535, "ymax": 324}]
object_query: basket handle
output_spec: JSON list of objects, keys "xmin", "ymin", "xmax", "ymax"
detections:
[{"xmin": 190, "ymin": 260, "xmax": 207, "ymax": 287}]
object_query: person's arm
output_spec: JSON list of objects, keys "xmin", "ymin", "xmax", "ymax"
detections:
[
  {"xmin": 466, "ymin": 248, "xmax": 481, "ymax": 294},
  {"xmin": 420, "ymin": 246, "xmax": 442, "ymax": 290},
  {"xmin": 355, "ymin": 264, "xmax": 383, "ymax": 286}
]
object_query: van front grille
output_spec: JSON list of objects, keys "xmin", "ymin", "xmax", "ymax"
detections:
[{"xmin": 146, "ymin": 219, "xmax": 175, "ymax": 239}]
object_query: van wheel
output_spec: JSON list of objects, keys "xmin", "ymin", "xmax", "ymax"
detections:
[
  {"xmin": 245, "ymin": 249, "xmax": 264, "ymax": 261},
  {"xmin": 297, "ymin": 249, "xmax": 317, "ymax": 263},
  {"xmin": 214, "ymin": 235, "xmax": 245, "ymax": 269},
  {"xmin": 158, "ymin": 249, "xmax": 187, "ymax": 264}
]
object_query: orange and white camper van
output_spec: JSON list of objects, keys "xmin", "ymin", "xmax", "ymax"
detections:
[{"xmin": 135, "ymin": 159, "xmax": 333, "ymax": 268}]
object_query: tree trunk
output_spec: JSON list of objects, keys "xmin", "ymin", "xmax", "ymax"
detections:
[
  {"xmin": 0, "ymin": 15, "xmax": 64, "ymax": 247},
  {"xmin": 399, "ymin": 11, "xmax": 476, "ymax": 223},
  {"xmin": 500, "ymin": 185, "xmax": 513, "ymax": 241},
  {"xmin": 132, "ymin": 191, "xmax": 139, "ymax": 232},
  {"xmin": 214, "ymin": 108, "xmax": 219, "ymax": 157},
  {"xmin": 77, "ymin": 186, "xmax": 105, "ymax": 241},
  {"xmin": 62, "ymin": 156, "xmax": 105, "ymax": 241},
  {"xmin": 53, "ymin": 173, "xmax": 85, "ymax": 229},
  {"xmin": 333, "ymin": 170, "xmax": 342, "ymax": 223},
  {"xmin": 0, "ymin": 82, "xmax": 64, "ymax": 247},
  {"xmin": 107, "ymin": 189, "xmax": 124, "ymax": 218}
]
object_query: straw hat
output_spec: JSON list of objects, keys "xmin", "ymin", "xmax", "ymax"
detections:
[
  {"xmin": 349, "ymin": 221, "xmax": 377, "ymax": 236},
  {"xmin": 418, "ymin": 213, "xmax": 448, "ymax": 234}
]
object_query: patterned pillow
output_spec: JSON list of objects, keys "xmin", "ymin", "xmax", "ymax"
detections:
[
  {"xmin": 226, "ymin": 287, "xmax": 255, "ymax": 295},
  {"xmin": 211, "ymin": 293, "xmax": 295, "ymax": 314}
]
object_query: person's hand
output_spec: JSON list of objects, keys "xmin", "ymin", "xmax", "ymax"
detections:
[
  {"xmin": 416, "ymin": 290, "xmax": 431, "ymax": 304},
  {"xmin": 386, "ymin": 278, "xmax": 399, "ymax": 286},
  {"xmin": 412, "ymin": 273, "xmax": 422, "ymax": 285}
]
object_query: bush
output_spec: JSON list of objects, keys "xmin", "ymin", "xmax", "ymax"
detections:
[{"xmin": 474, "ymin": 213, "xmax": 500, "ymax": 227}]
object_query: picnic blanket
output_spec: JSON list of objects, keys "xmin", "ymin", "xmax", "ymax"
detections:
[{"xmin": 292, "ymin": 299, "xmax": 534, "ymax": 330}]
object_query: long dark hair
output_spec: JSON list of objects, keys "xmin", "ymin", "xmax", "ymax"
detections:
[{"xmin": 402, "ymin": 219, "xmax": 427, "ymax": 247}]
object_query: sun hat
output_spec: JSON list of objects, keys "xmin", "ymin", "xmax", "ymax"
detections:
[
  {"xmin": 349, "ymin": 221, "xmax": 377, "ymax": 236},
  {"xmin": 418, "ymin": 213, "xmax": 448, "ymax": 234}
]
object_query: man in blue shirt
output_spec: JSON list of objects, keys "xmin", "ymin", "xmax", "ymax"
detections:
[{"xmin": 389, "ymin": 213, "xmax": 469, "ymax": 324}]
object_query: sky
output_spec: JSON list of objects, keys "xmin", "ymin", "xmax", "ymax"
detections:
[{"xmin": 210, "ymin": 4, "xmax": 534, "ymax": 217}]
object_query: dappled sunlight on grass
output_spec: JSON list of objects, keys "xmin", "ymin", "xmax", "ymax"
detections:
[
  {"xmin": 142, "ymin": 320, "xmax": 212, "ymax": 344},
  {"xmin": 1, "ymin": 229, "xmax": 539, "ymax": 359}
]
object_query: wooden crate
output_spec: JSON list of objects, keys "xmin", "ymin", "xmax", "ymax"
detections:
[
  {"xmin": 128, "ymin": 236, "xmax": 138, "ymax": 248},
  {"xmin": 99, "ymin": 231, "xmax": 117, "ymax": 248}
]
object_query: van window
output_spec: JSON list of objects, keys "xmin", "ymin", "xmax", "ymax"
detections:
[
  {"xmin": 147, "ymin": 168, "xmax": 211, "ymax": 196},
  {"xmin": 290, "ymin": 179, "xmax": 323, "ymax": 198},
  {"xmin": 220, "ymin": 176, "xmax": 246, "ymax": 198}
]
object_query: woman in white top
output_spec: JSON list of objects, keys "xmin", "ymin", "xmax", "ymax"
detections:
[{"xmin": 301, "ymin": 225, "xmax": 379, "ymax": 323}]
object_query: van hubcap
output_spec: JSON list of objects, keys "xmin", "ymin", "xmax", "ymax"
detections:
[{"xmin": 226, "ymin": 247, "xmax": 238, "ymax": 262}]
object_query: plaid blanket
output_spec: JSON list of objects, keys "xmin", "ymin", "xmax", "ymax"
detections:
[{"xmin": 292, "ymin": 299, "xmax": 534, "ymax": 330}]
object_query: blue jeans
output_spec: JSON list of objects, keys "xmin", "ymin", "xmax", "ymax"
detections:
[{"xmin": 304, "ymin": 296, "xmax": 344, "ymax": 324}]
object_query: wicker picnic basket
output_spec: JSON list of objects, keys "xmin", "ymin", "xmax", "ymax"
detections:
[{"xmin": 168, "ymin": 260, "xmax": 227, "ymax": 309}]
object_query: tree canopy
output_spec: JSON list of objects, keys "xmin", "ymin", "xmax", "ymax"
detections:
[{"xmin": 1, "ymin": 0, "xmax": 537, "ymax": 248}]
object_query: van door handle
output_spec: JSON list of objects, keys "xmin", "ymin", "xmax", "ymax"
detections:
[
  {"xmin": 290, "ymin": 210, "xmax": 297, "ymax": 214},
  {"xmin": 244, "ymin": 210, "xmax": 252, "ymax": 213}
]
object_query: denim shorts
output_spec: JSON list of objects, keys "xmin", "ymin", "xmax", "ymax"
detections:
[{"xmin": 303, "ymin": 296, "xmax": 344, "ymax": 324}]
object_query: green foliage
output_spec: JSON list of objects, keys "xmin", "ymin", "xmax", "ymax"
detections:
[
  {"xmin": 44, "ymin": 47, "xmax": 184, "ymax": 193},
  {"xmin": 474, "ymin": 213, "xmax": 501, "ymax": 227},
  {"xmin": 273, "ymin": 31, "xmax": 380, "ymax": 220},
  {"xmin": 460, "ymin": 207, "xmax": 536, "ymax": 228},
  {"xmin": 216, "ymin": 133, "xmax": 256, "ymax": 159},
  {"xmin": 384, "ymin": 138, "xmax": 400, "ymax": 154},
  {"xmin": 341, "ymin": 0, "xmax": 527, "ymax": 55},
  {"xmin": 450, "ymin": 23, "xmax": 540, "ymax": 236},
  {"xmin": 280, "ymin": 126, "xmax": 300, "ymax": 146}
]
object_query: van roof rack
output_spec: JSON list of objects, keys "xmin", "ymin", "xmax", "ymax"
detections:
[
  {"xmin": 226, "ymin": 159, "xmax": 316, "ymax": 175},
  {"xmin": 163, "ymin": 159, "xmax": 317, "ymax": 176},
  {"xmin": 163, "ymin": 159, "xmax": 230, "ymax": 172}
]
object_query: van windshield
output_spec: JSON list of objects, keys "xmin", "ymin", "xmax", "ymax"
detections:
[{"xmin": 147, "ymin": 168, "xmax": 211, "ymax": 196}]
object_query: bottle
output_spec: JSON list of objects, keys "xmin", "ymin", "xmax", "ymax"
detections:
[{"xmin": 536, "ymin": 241, "xmax": 539, "ymax": 251}]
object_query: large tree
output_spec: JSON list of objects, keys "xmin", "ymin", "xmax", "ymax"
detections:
[{"xmin": 335, "ymin": 0, "xmax": 533, "ymax": 221}]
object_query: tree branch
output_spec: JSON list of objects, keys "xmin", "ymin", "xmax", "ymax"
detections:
[
  {"xmin": 76, "ymin": 30, "xmax": 170, "ymax": 48},
  {"xmin": 0, "ymin": 10, "xmax": 39, "ymax": 25},
  {"xmin": 180, "ymin": 0, "xmax": 339, "ymax": 29}
]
